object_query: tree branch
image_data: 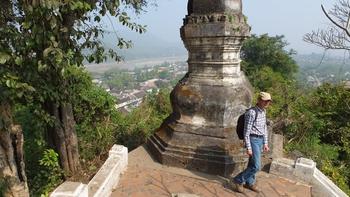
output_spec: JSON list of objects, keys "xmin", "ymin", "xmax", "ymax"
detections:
[{"xmin": 322, "ymin": 4, "xmax": 350, "ymax": 37}]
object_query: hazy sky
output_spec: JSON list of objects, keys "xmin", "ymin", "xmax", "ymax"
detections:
[{"xmin": 124, "ymin": 0, "xmax": 336, "ymax": 55}]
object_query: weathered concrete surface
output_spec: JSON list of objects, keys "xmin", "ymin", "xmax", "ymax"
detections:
[
  {"xmin": 271, "ymin": 134, "xmax": 284, "ymax": 159},
  {"xmin": 50, "ymin": 182, "xmax": 88, "ymax": 197},
  {"xmin": 111, "ymin": 145, "xmax": 311, "ymax": 197},
  {"xmin": 189, "ymin": 0, "xmax": 243, "ymax": 15},
  {"xmin": 147, "ymin": 0, "xmax": 255, "ymax": 177}
]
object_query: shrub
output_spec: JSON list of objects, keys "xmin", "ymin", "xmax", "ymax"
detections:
[{"xmin": 30, "ymin": 149, "xmax": 63, "ymax": 197}]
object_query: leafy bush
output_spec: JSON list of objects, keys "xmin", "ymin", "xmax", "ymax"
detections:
[
  {"xmin": 73, "ymin": 84, "xmax": 119, "ymax": 160},
  {"xmin": 241, "ymin": 34, "xmax": 298, "ymax": 81},
  {"xmin": 116, "ymin": 89, "xmax": 172, "ymax": 150},
  {"xmin": 30, "ymin": 149, "xmax": 63, "ymax": 197},
  {"xmin": 320, "ymin": 160, "xmax": 350, "ymax": 194},
  {"xmin": 285, "ymin": 136, "xmax": 339, "ymax": 162},
  {"xmin": 14, "ymin": 105, "xmax": 64, "ymax": 196}
]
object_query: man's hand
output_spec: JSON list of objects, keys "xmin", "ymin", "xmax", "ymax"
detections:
[
  {"xmin": 263, "ymin": 144, "xmax": 270, "ymax": 152},
  {"xmin": 247, "ymin": 149, "xmax": 252, "ymax": 156}
]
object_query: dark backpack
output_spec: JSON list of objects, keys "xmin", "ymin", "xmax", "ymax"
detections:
[{"xmin": 236, "ymin": 107, "xmax": 258, "ymax": 140}]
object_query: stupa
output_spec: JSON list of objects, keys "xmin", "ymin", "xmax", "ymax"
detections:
[{"xmin": 148, "ymin": 0, "xmax": 253, "ymax": 176}]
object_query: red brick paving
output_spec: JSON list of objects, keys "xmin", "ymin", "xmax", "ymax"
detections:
[{"xmin": 111, "ymin": 145, "xmax": 311, "ymax": 197}]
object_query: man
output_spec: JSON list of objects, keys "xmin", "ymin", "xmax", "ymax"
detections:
[{"xmin": 232, "ymin": 92, "xmax": 272, "ymax": 193}]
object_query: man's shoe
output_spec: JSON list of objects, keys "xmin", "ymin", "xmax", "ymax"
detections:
[
  {"xmin": 231, "ymin": 181, "xmax": 244, "ymax": 193},
  {"xmin": 245, "ymin": 184, "xmax": 261, "ymax": 193}
]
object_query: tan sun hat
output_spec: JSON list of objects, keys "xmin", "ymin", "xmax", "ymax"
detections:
[{"xmin": 259, "ymin": 92, "xmax": 272, "ymax": 101}]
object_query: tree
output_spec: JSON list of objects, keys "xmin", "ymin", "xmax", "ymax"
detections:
[
  {"xmin": 304, "ymin": 0, "xmax": 350, "ymax": 51},
  {"xmin": 1, "ymin": 0, "xmax": 149, "ymax": 195},
  {"xmin": 1, "ymin": 1, "xmax": 34, "ymax": 195},
  {"xmin": 241, "ymin": 34, "xmax": 298, "ymax": 84}
]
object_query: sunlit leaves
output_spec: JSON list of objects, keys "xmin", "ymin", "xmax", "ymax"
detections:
[
  {"xmin": 69, "ymin": 0, "xmax": 91, "ymax": 11},
  {"xmin": 22, "ymin": 21, "xmax": 32, "ymax": 30},
  {"xmin": 15, "ymin": 56, "xmax": 23, "ymax": 65},
  {"xmin": 36, "ymin": 60, "xmax": 46, "ymax": 72},
  {"xmin": 0, "ymin": 52, "xmax": 11, "ymax": 64}
]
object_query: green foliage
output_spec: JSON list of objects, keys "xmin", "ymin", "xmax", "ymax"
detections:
[
  {"xmin": 311, "ymin": 84, "xmax": 350, "ymax": 148},
  {"xmin": 14, "ymin": 105, "xmax": 62, "ymax": 196},
  {"xmin": 16, "ymin": 106, "xmax": 46, "ymax": 171},
  {"xmin": 30, "ymin": 149, "xmax": 63, "ymax": 197},
  {"xmin": 170, "ymin": 75, "xmax": 185, "ymax": 87},
  {"xmin": 56, "ymin": 64, "xmax": 120, "ymax": 161},
  {"xmin": 73, "ymin": 82, "xmax": 120, "ymax": 160},
  {"xmin": 74, "ymin": 84, "xmax": 172, "ymax": 155},
  {"xmin": 320, "ymin": 160, "xmax": 350, "ymax": 194},
  {"xmin": 0, "ymin": 0, "xmax": 149, "ymax": 115},
  {"xmin": 283, "ymin": 84, "xmax": 350, "ymax": 194},
  {"xmin": 117, "ymin": 89, "xmax": 172, "ymax": 150},
  {"xmin": 145, "ymin": 89, "xmax": 172, "ymax": 116},
  {"xmin": 286, "ymin": 135, "xmax": 339, "ymax": 163},
  {"xmin": 241, "ymin": 34, "xmax": 298, "ymax": 83}
]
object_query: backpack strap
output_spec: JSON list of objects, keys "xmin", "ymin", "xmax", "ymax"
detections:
[{"xmin": 247, "ymin": 107, "xmax": 258, "ymax": 125}]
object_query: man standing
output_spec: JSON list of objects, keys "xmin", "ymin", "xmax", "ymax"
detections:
[{"xmin": 232, "ymin": 92, "xmax": 272, "ymax": 193}]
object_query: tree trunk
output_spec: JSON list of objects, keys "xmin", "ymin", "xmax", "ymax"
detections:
[
  {"xmin": 46, "ymin": 102, "xmax": 80, "ymax": 175},
  {"xmin": 0, "ymin": 102, "xmax": 29, "ymax": 197}
]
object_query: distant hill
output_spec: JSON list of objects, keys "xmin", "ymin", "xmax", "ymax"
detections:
[{"xmin": 101, "ymin": 30, "xmax": 187, "ymax": 61}]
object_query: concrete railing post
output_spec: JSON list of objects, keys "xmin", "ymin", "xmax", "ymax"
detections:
[
  {"xmin": 109, "ymin": 145, "xmax": 128, "ymax": 173},
  {"xmin": 294, "ymin": 158, "xmax": 316, "ymax": 183},
  {"xmin": 271, "ymin": 133, "xmax": 284, "ymax": 159}
]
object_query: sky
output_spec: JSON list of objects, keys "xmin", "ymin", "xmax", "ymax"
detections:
[{"xmin": 121, "ymin": 0, "xmax": 337, "ymax": 55}]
